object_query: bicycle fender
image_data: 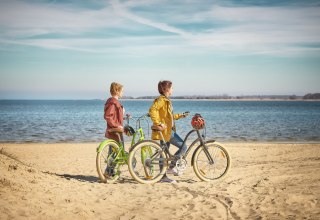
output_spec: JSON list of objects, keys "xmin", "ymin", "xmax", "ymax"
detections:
[
  {"xmin": 96, "ymin": 139, "xmax": 119, "ymax": 153},
  {"xmin": 129, "ymin": 140, "xmax": 161, "ymax": 153}
]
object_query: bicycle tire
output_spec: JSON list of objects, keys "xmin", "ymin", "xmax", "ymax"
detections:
[
  {"xmin": 96, "ymin": 141, "xmax": 121, "ymax": 183},
  {"xmin": 193, "ymin": 141, "xmax": 231, "ymax": 181},
  {"xmin": 128, "ymin": 140, "xmax": 167, "ymax": 184}
]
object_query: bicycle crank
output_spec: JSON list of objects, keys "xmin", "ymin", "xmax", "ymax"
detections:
[{"xmin": 175, "ymin": 158, "xmax": 188, "ymax": 175}]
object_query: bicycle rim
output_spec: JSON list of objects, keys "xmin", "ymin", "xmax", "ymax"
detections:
[
  {"xmin": 193, "ymin": 141, "xmax": 231, "ymax": 181},
  {"xmin": 96, "ymin": 141, "xmax": 121, "ymax": 183},
  {"xmin": 128, "ymin": 140, "xmax": 167, "ymax": 184}
]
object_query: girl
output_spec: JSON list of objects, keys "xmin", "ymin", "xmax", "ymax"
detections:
[
  {"xmin": 104, "ymin": 82, "xmax": 124, "ymax": 142},
  {"xmin": 104, "ymin": 82, "xmax": 124, "ymax": 177}
]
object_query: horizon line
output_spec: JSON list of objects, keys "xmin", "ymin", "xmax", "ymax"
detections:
[{"xmin": 1, "ymin": 93, "xmax": 320, "ymax": 101}]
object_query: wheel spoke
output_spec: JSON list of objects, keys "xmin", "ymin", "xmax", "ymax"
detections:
[
  {"xmin": 96, "ymin": 142, "xmax": 121, "ymax": 183},
  {"xmin": 194, "ymin": 141, "xmax": 230, "ymax": 181},
  {"xmin": 128, "ymin": 141, "xmax": 166, "ymax": 184}
]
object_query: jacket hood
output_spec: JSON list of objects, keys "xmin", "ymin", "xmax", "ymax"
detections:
[
  {"xmin": 105, "ymin": 97, "xmax": 122, "ymax": 108},
  {"xmin": 158, "ymin": 95, "xmax": 170, "ymax": 102}
]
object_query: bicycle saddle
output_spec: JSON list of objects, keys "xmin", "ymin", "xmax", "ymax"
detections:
[{"xmin": 151, "ymin": 125, "xmax": 165, "ymax": 131}]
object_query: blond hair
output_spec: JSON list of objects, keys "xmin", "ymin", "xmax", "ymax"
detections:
[{"xmin": 110, "ymin": 82, "xmax": 123, "ymax": 96}]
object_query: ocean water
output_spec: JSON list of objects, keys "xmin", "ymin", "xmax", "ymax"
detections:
[{"xmin": 0, "ymin": 100, "xmax": 319, "ymax": 143}]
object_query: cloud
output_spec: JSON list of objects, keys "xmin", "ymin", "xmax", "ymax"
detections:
[
  {"xmin": 0, "ymin": 0, "xmax": 120, "ymax": 37},
  {"xmin": 110, "ymin": 0, "xmax": 191, "ymax": 37},
  {"xmin": 0, "ymin": 0, "xmax": 319, "ymax": 56}
]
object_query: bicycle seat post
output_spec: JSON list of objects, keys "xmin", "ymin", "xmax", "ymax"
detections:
[
  {"xmin": 158, "ymin": 131, "xmax": 166, "ymax": 143},
  {"xmin": 120, "ymin": 133, "xmax": 125, "ymax": 148}
]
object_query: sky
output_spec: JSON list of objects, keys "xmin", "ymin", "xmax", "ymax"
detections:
[{"xmin": 0, "ymin": 0, "xmax": 320, "ymax": 99}]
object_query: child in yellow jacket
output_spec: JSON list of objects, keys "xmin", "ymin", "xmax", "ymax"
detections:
[{"xmin": 149, "ymin": 80, "xmax": 188, "ymax": 183}]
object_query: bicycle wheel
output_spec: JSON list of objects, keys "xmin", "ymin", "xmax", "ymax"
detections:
[
  {"xmin": 193, "ymin": 141, "xmax": 231, "ymax": 181},
  {"xmin": 96, "ymin": 141, "xmax": 121, "ymax": 183},
  {"xmin": 128, "ymin": 140, "xmax": 167, "ymax": 184}
]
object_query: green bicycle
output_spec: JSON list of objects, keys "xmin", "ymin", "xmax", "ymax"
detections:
[{"xmin": 96, "ymin": 113, "xmax": 150, "ymax": 183}]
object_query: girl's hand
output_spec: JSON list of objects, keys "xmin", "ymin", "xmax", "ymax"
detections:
[
  {"xmin": 159, "ymin": 123, "xmax": 167, "ymax": 129},
  {"xmin": 182, "ymin": 111, "xmax": 190, "ymax": 118}
]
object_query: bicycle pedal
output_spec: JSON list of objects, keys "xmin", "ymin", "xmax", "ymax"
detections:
[{"xmin": 145, "ymin": 175, "xmax": 153, "ymax": 180}]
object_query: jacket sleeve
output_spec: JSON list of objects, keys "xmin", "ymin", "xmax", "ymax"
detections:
[
  {"xmin": 149, "ymin": 98, "xmax": 164, "ymax": 125},
  {"xmin": 173, "ymin": 113, "xmax": 183, "ymax": 120},
  {"xmin": 104, "ymin": 104, "xmax": 118, "ymax": 128}
]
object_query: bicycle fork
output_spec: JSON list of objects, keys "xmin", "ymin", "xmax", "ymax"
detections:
[{"xmin": 196, "ymin": 130, "xmax": 214, "ymax": 165}]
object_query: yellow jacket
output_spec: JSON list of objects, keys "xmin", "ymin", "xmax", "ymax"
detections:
[{"xmin": 149, "ymin": 95, "xmax": 184, "ymax": 142}]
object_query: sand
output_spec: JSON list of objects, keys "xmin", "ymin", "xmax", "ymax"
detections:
[{"xmin": 0, "ymin": 142, "xmax": 319, "ymax": 220}]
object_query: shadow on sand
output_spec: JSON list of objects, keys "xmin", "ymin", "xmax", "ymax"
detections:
[
  {"xmin": 46, "ymin": 172, "xmax": 138, "ymax": 184},
  {"xmin": 52, "ymin": 173, "xmax": 99, "ymax": 183},
  {"xmin": 44, "ymin": 171, "xmax": 198, "ymax": 184}
]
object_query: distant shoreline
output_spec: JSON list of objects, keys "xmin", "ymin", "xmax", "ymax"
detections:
[
  {"xmin": 1, "ymin": 93, "xmax": 320, "ymax": 101},
  {"xmin": 123, "ymin": 93, "xmax": 320, "ymax": 101}
]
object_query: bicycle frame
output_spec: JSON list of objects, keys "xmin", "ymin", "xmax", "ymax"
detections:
[
  {"xmin": 97, "ymin": 113, "xmax": 149, "ymax": 164},
  {"xmin": 158, "ymin": 128, "xmax": 215, "ymax": 165},
  {"xmin": 130, "ymin": 113, "xmax": 149, "ymax": 147}
]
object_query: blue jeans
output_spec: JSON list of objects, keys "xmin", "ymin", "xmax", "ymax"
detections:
[{"xmin": 160, "ymin": 132, "xmax": 187, "ymax": 169}]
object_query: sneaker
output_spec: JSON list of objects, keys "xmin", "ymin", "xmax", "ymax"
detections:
[
  {"xmin": 104, "ymin": 167, "xmax": 115, "ymax": 177},
  {"xmin": 166, "ymin": 167, "xmax": 180, "ymax": 176},
  {"xmin": 160, "ymin": 176, "xmax": 177, "ymax": 183}
]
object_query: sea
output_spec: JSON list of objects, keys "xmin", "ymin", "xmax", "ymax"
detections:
[{"xmin": 0, "ymin": 100, "xmax": 319, "ymax": 143}]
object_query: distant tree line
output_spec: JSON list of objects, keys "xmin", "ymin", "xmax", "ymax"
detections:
[
  {"xmin": 135, "ymin": 95, "xmax": 231, "ymax": 99},
  {"xmin": 122, "ymin": 96, "xmax": 135, "ymax": 99},
  {"xmin": 235, "ymin": 95, "xmax": 301, "ymax": 100},
  {"xmin": 303, "ymin": 93, "xmax": 320, "ymax": 99},
  {"xmin": 121, "ymin": 93, "xmax": 320, "ymax": 100}
]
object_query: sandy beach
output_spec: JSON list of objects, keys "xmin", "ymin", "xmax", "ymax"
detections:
[{"xmin": 1, "ymin": 142, "xmax": 319, "ymax": 219}]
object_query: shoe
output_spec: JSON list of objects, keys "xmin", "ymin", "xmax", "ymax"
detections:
[
  {"xmin": 104, "ymin": 167, "xmax": 115, "ymax": 177},
  {"xmin": 166, "ymin": 167, "xmax": 180, "ymax": 176},
  {"xmin": 160, "ymin": 176, "xmax": 177, "ymax": 183}
]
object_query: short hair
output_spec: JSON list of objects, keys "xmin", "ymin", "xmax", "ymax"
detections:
[
  {"xmin": 158, "ymin": 80, "xmax": 172, "ymax": 95},
  {"xmin": 110, "ymin": 82, "xmax": 123, "ymax": 96}
]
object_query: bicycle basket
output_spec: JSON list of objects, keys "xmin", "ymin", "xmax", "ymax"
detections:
[{"xmin": 191, "ymin": 113, "xmax": 205, "ymax": 130}]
